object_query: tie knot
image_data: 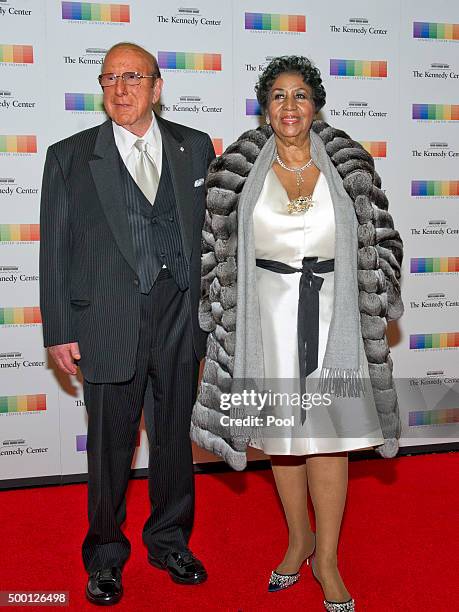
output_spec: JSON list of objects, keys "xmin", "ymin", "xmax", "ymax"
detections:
[{"xmin": 134, "ymin": 139, "xmax": 148, "ymax": 153}]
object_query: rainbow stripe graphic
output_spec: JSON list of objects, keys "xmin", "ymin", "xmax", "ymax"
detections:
[
  {"xmin": 245, "ymin": 12, "xmax": 306, "ymax": 32},
  {"xmin": 0, "ymin": 44, "xmax": 33, "ymax": 64},
  {"xmin": 246, "ymin": 99, "xmax": 261, "ymax": 116},
  {"xmin": 158, "ymin": 52, "xmax": 221, "ymax": 71},
  {"xmin": 212, "ymin": 138, "xmax": 223, "ymax": 156},
  {"xmin": 0, "ymin": 394, "xmax": 46, "ymax": 414},
  {"xmin": 413, "ymin": 22, "xmax": 459, "ymax": 40},
  {"xmin": 330, "ymin": 59, "xmax": 387, "ymax": 78},
  {"xmin": 0, "ymin": 225, "xmax": 40, "ymax": 242},
  {"xmin": 0, "ymin": 135, "xmax": 37, "ymax": 153},
  {"xmin": 411, "ymin": 180, "xmax": 459, "ymax": 196},
  {"xmin": 76, "ymin": 435, "xmax": 87, "ymax": 452},
  {"xmin": 0, "ymin": 307, "xmax": 42, "ymax": 325},
  {"xmin": 61, "ymin": 2, "xmax": 130, "ymax": 22},
  {"xmin": 409, "ymin": 408, "xmax": 459, "ymax": 426},
  {"xmin": 410, "ymin": 333, "xmax": 459, "ymax": 349},
  {"xmin": 411, "ymin": 257, "xmax": 459, "ymax": 273},
  {"xmin": 76, "ymin": 430, "xmax": 140, "ymax": 452},
  {"xmin": 412, "ymin": 104, "xmax": 459, "ymax": 120},
  {"xmin": 65, "ymin": 93, "xmax": 104, "ymax": 111},
  {"xmin": 359, "ymin": 141, "xmax": 387, "ymax": 158}
]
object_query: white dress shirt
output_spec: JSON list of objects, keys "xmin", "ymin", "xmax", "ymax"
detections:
[{"xmin": 112, "ymin": 116, "xmax": 163, "ymax": 180}]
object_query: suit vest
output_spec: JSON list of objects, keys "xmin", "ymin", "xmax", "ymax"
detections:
[{"xmin": 119, "ymin": 148, "xmax": 189, "ymax": 293}]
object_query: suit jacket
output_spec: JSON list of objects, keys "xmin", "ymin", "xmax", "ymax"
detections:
[{"xmin": 39, "ymin": 115, "xmax": 215, "ymax": 383}]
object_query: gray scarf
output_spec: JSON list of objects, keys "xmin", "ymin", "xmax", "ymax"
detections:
[{"xmin": 234, "ymin": 130, "xmax": 362, "ymax": 394}]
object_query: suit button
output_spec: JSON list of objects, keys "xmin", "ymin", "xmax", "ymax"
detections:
[
  {"xmin": 169, "ymin": 216, "xmax": 174, "ymax": 222},
  {"xmin": 134, "ymin": 278, "xmax": 139, "ymax": 286},
  {"xmin": 151, "ymin": 218, "xmax": 157, "ymax": 225}
]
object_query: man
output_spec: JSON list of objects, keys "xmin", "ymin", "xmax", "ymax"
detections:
[{"xmin": 40, "ymin": 42, "xmax": 215, "ymax": 605}]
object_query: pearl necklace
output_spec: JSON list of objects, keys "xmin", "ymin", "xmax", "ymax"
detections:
[{"xmin": 276, "ymin": 154, "xmax": 315, "ymax": 214}]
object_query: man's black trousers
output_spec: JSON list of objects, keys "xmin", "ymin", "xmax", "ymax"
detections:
[{"xmin": 82, "ymin": 271, "xmax": 199, "ymax": 572}]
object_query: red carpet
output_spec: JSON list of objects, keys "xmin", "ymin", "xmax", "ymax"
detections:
[{"xmin": 1, "ymin": 453, "xmax": 457, "ymax": 611}]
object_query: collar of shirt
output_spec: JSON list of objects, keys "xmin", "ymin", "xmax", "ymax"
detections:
[{"xmin": 112, "ymin": 117, "xmax": 163, "ymax": 176}]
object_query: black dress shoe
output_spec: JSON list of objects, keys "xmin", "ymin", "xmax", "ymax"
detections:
[
  {"xmin": 86, "ymin": 567, "xmax": 123, "ymax": 606},
  {"xmin": 148, "ymin": 550, "xmax": 207, "ymax": 585}
]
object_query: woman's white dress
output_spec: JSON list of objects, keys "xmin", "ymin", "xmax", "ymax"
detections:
[{"xmin": 250, "ymin": 168, "xmax": 384, "ymax": 455}]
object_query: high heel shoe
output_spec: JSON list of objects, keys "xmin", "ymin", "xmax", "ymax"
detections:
[
  {"xmin": 267, "ymin": 533, "xmax": 316, "ymax": 592},
  {"xmin": 310, "ymin": 556, "xmax": 355, "ymax": 611}
]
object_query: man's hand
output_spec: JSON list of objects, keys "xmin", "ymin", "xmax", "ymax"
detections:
[{"xmin": 48, "ymin": 342, "xmax": 81, "ymax": 375}]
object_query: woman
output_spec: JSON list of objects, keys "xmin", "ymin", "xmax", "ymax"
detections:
[{"xmin": 192, "ymin": 56, "xmax": 403, "ymax": 611}]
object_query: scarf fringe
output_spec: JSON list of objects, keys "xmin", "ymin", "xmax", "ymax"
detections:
[{"xmin": 318, "ymin": 366, "xmax": 365, "ymax": 398}]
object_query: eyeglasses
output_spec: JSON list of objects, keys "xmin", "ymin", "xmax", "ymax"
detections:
[{"xmin": 98, "ymin": 72, "xmax": 156, "ymax": 87}]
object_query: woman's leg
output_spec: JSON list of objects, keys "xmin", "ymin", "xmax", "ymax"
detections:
[
  {"xmin": 306, "ymin": 452, "xmax": 351, "ymax": 602},
  {"xmin": 271, "ymin": 456, "xmax": 316, "ymax": 574}
]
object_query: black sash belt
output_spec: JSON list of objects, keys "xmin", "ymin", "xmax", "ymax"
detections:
[{"xmin": 256, "ymin": 257, "xmax": 335, "ymax": 423}]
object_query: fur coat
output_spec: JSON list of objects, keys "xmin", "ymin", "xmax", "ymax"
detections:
[{"xmin": 191, "ymin": 120, "xmax": 404, "ymax": 470}]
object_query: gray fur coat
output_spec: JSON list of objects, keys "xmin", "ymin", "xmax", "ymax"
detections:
[{"xmin": 191, "ymin": 121, "xmax": 404, "ymax": 470}]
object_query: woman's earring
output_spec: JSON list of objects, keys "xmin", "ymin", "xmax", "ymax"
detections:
[{"xmin": 265, "ymin": 115, "xmax": 270, "ymax": 125}]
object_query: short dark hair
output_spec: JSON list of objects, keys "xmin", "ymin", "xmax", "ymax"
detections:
[{"xmin": 255, "ymin": 55, "xmax": 326, "ymax": 114}]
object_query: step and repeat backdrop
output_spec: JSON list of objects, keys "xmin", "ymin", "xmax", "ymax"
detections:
[{"xmin": 1, "ymin": 0, "xmax": 458, "ymax": 485}]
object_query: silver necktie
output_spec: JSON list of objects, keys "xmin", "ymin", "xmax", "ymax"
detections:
[{"xmin": 133, "ymin": 139, "xmax": 160, "ymax": 205}]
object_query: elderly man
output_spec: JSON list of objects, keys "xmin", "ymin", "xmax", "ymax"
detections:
[{"xmin": 40, "ymin": 42, "xmax": 214, "ymax": 605}]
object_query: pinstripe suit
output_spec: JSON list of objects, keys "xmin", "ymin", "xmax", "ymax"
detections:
[{"xmin": 40, "ymin": 115, "xmax": 215, "ymax": 572}]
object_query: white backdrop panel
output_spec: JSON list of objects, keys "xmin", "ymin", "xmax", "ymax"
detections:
[{"xmin": 0, "ymin": 0, "xmax": 458, "ymax": 483}]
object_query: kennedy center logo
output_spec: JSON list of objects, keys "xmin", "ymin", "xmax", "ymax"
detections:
[
  {"xmin": 156, "ymin": 7, "xmax": 223, "ymax": 28},
  {"xmin": 77, "ymin": 431, "xmax": 140, "ymax": 452},
  {"xmin": 0, "ymin": 135, "xmax": 37, "ymax": 155},
  {"xmin": 0, "ymin": 307, "xmax": 42, "ymax": 326},
  {"xmin": 410, "ymin": 333, "xmax": 459, "ymax": 350},
  {"xmin": 212, "ymin": 139, "xmax": 223, "ymax": 156},
  {"xmin": 0, "ymin": 350, "xmax": 45, "ymax": 370},
  {"xmin": 329, "ymin": 17, "xmax": 388, "ymax": 36},
  {"xmin": 61, "ymin": 1, "xmax": 130, "ymax": 23},
  {"xmin": 413, "ymin": 21, "xmax": 459, "ymax": 41},
  {"xmin": 0, "ymin": 3, "xmax": 32, "ymax": 18},
  {"xmin": 0, "ymin": 394, "xmax": 46, "ymax": 414},
  {"xmin": 246, "ymin": 99, "xmax": 261, "ymax": 116},
  {"xmin": 63, "ymin": 47, "xmax": 106, "ymax": 66},
  {"xmin": 158, "ymin": 52, "xmax": 221, "ymax": 72},
  {"xmin": 65, "ymin": 93, "xmax": 104, "ymax": 112},
  {"xmin": 0, "ymin": 177, "xmax": 39, "ymax": 197},
  {"xmin": 245, "ymin": 12, "xmax": 305, "ymax": 33},
  {"xmin": 330, "ymin": 59, "xmax": 387, "ymax": 78},
  {"xmin": 0, "ymin": 44, "xmax": 33, "ymax": 64},
  {"xmin": 408, "ymin": 292, "xmax": 459, "ymax": 311},
  {"xmin": 409, "ymin": 409, "xmax": 459, "ymax": 426},
  {"xmin": 159, "ymin": 95, "xmax": 223, "ymax": 115},
  {"xmin": 1, "ymin": 438, "xmax": 49, "ymax": 456},
  {"xmin": 411, "ymin": 257, "xmax": 459, "ymax": 274},
  {"xmin": 413, "ymin": 104, "xmax": 459, "ymax": 121},
  {"xmin": 0, "ymin": 266, "xmax": 39, "ymax": 284},
  {"xmin": 411, "ymin": 181, "xmax": 459, "ymax": 197},
  {"xmin": 0, "ymin": 89, "xmax": 37, "ymax": 111},
  {"xmin": 410, "ymin": 219, "xmax": 459, "ymax": 238},
  {"xmin": 329, "ymin": 100, "xmax": 388, "ymax": 120},
  {"xmin": 412, "ymin": 62, "xmax": 459, "ymax": 80},
  {"xmin": 359, "ymin": 141, "xmax": 387, "ymax": 158},
  {"xmin": 412, "ymin": 141, "xmax": 459, "ymax": 159},
  {"xmin": 0, "ymin": 224, "xmax": 40, "ymax": 243}
]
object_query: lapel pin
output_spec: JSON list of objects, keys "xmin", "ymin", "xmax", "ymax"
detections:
[{"xmin": 180, "ymin": 146, "xmax": 185, "ymax": 152}]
